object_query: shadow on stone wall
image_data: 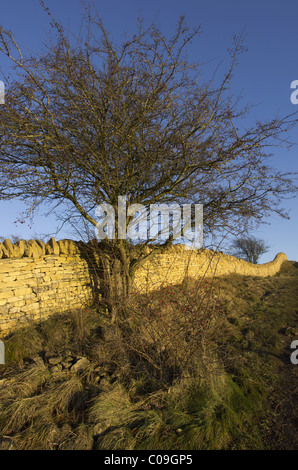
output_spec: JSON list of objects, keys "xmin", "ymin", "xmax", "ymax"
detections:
[
  {"xmin": 0, "ymin": 237, "xmax": 290, "ymax": 337},
  {"xmin": 76, "ymin": 239, "xmax": 103, "ymax": 306}
]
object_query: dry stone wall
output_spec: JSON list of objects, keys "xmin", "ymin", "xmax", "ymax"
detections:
[
  {"xmin": 133, "ymin": 246, "xmax": 288, "ymax": 293},
  {"xmin": 0, "ymin": 238, "xmax": 288, "ymax": 337},
  {"xmin": 0, "ymin": 238, "xmax": 96, "ymax": 337}
]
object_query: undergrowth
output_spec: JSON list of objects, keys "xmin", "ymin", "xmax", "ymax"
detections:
[{"xmin": 0, "ymin": 262, "xmax": 297, "ymax": 450}]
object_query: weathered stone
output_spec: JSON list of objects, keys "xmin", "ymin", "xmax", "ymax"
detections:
[
  {"xmin": 45, "ymin": 238, "xmax": 60, "ymax": 256},
  {"xmin": 0, "ymin": 290, "xmax": 14, "ymax": 300},
  {"xmin": 58, "ymin": 239, "xmax": 79, "ymax": 255},
  {"xmin": 23, "ymin": 240, "xmax": 43, "ymax": 259},
  {"xmin": 20, "ymin": 303, "xmax": 40, "ymax": 312},
  {"xmin": 63, "ymin": 355, "xmax": 74, "ymax": 362},
  {"xmin": 0, "ymin": 242, "xmax": 9, "ymax": 259},
  {"xmin": 62, "ymin": 361, "xmax": 72, "ymax": 369},
  {"xmin": 32, "ymin": 356, "xmax": 44, "ymax": 366},
  {"xmin": 70, "ymin": 357, "xmax": 90, "ymax": 373},
  {"xmin": 48, "ymin": 355, "xmax": 63, "ymax": 365},
  {"xmin": 12, "ymin": 287, "xmax": 32, "ymax": 296},
  {"xmin": 0, "ymin": 305, "xmax": 9, "ymax": 315},
  {"xmin": 14, "ymin": 240, "xmax": 27, "ymax": 258},
  {"xmin": 3, "ymin": 239, "xmax": 17, "ymax": 258},
  {"xmin": 35, "ymin": 240, "xmax": 46, "ymax": 256}
]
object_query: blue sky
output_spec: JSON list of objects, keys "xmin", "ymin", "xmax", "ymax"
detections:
[{"xmin": 0, "ymin": 0, "xmax": 297, "ymax": 262}]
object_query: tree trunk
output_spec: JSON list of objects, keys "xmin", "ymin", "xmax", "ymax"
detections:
[{"xmin": 98, "ymin": 245, "xmax": 133, "ymax": 322}]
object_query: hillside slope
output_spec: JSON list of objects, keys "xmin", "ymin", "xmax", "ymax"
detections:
[{"xmin": 0, "ymin": 261, "xmax": 297, "ymax": 450}]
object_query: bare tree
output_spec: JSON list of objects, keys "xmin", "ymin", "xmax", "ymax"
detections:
[
  {"xmin": 230, "ymin": 236, "xmax": 270, "ymax": 264},
  {"xmin": 0, "ymin": 3, "xmax": 297, "ymax": 315},
  {"xmin": 0, "ymin": 234, "xmax": 22, "ymax": 243}
]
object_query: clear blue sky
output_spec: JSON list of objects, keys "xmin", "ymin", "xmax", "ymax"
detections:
[{"xmin": 0, "ymin": 0, "xmax": 297, "ymax": 262}]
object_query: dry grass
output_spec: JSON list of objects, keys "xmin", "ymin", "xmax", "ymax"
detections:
[{"xmin": 0, "ymin": 263, "xmax": 297, "ymax": 449}]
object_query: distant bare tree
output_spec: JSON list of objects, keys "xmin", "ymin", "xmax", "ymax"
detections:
[
  {"xmin": 230, "ymin": 236, "xmax": 270, "ymax": 264},
  {"xmin": 0, "ymin": 234, "xmax": 22, "ymax": 243}
]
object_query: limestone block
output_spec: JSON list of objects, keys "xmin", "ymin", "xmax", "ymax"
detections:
[
  {"xmin": 0, "ymin": 290, "xmax": 14, "ymax": 300},
  {"xmin": 12, "ymin": 287, "xmax": 33, "ymax": 297},
  {"xmin": 58, "ymin": 239, "xmax": 80, "ymax": 255},
  {"xmin": 10, "ymin": 300, "xmax": 26, "ymax": 308},
  {"xmin": 34, "ymin": 240, "xmax": 46, "ymax": 256},
  {"xmin": 32, "ymin": 286, "xmax": 50, "ymax": 294},
  {"xmin": 6, "ymin": 296, "xmax": 25, "ymax": 304},
  {"xmin": 1, "ymin": 239, "xmax": 27, "ymax": 259},
  {"xmin": 25, "ymin": 298, "xmax": 38, "ymax": 305},
  {"xmin": 24, "ymin": 240, "xmax": 43, "ymax": 259},
  {"xmin": 0, "ymin": 304, "xmax": 9, "ymax": 314},
  {"xmin": 20, "ymin": 303, "xmax": 40, "ymax": 313},
  {"xmin": 7, "ymin": 307, "xmax": 21, "ymax": 314},
  {"xmin": 1, "ymin": 275, "xmax": 17, "ymax": 283},
  {"xmin": 37, "ymin": 291, "xmax": 57, "ymax": 301},
  {"xmin": 45, "ymin": 238, "xmax": 60, "ymax": 256},
  {"xmin": 3, "ymin": 239, "xmax": 17, "ymax": 258}
]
